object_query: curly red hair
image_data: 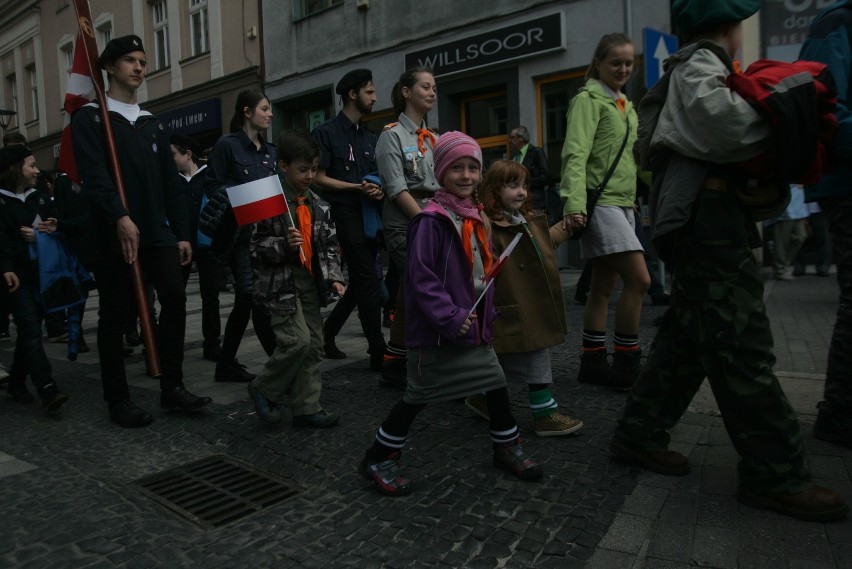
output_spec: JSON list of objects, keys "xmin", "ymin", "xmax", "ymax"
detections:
[{"xmin": 480, "ymin": 159, "xmax": 533, "ymax": 222}]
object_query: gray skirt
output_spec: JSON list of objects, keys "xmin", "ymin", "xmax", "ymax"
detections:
[
  {"xmin": 580, "ymin": 205, "xmax": 644, "ymax": 259},
  {"xmin": 498, "ymin": 349, "xmax": 553, "ymax": 385},
  {"xmin": 404, "ymin": 344, "xmax": 507, "ymax": 405}
]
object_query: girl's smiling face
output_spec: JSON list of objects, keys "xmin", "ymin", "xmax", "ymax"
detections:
[
  {"xmin": 442, "ymin": 157, "xmax": 481, "ymax": 199},
  {"xmin": 499, "ymin": 180, "xmax": 528, "ymax": 213}
]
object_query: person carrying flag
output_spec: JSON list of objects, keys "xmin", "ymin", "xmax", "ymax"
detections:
[
  {"xmin": 71, "ymin": 35, "xmax": 212, "ymax": 428},
  {"xmin": 359, "ymin": 132, "xmax": 541, "ymax": 496}
]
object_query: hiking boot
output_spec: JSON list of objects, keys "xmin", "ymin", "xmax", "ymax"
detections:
[
  {"xmin": 359, "ymin": 450, "xmax": 414, "ymax": 496},
  {"xmin": 606, "ymin": 349, "xmax": 642, "ymax": 390},
  {"xmin": 109, "ymin": 399, "xmax": 154, "ymax": 428},
  {"xmin": 215, "ymin": 360, "xmax": 255, "ymax": 383},
  {"xmin": 161, "ymin": 386, "xmax": 212, "ymax": 411},
  {"xmin": 577, "ymin": 350, "xmax": 610, "ymax": 385},
  {"xmin": 493, "ymin": 439, "xmax": 542, "ymax": 481},
  {"xmin": 609, "ymin": 438, "xmax": 691, "ymax": 476},
  {"xmin": 464, "ymin": 393, "xmax": 489, "ymax": 421},
  {"xmin": 737, "ymin": 486, "xmax": 848, "ymax": 522},
  {"xmin": 814, "ymin": 402, "xmax": 852, "ymax": 449},
  {"xmin": 6, "ymin": 381, "xmax": 33, "ymax": 404},
  {"xmin": 380, "ymin": 355, "xmax": 407, "ymax": 389},
  {"xmin": 247, "ymin": 380, "xmax": 281, "ymax": 424},
  {"xmin": 323, "ymin": 331, "xmax": 346, "ymax": 359},
  {"xmin": 534, "ymin": 412, "xmax": 584, "ymax": 437}
]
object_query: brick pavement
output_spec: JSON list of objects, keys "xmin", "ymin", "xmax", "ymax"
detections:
[{"xmin": 0, "ymin": 267, "xmax": 849, "ymax": 568}]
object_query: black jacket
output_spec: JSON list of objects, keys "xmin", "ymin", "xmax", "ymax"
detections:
[
  {"xmin": 71, "ymin": 102, "xmax": 190, "ymax": 261},
  {"xmin": 0, "ymin": 188, "xmax": 57, "ymax": 276},
  {"xmin": 520, "ymin": 144, "xmax": 551, "ymax": 210}
]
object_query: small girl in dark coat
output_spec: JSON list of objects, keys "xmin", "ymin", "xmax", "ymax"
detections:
[{"xmin": 360, "ymin": 132, "xmax": 542, "ymax": 496}]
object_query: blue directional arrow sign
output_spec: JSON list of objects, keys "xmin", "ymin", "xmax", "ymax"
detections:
[{"xmin": 644, "ymin": 28, "xmax": 679, "ymax": 89}]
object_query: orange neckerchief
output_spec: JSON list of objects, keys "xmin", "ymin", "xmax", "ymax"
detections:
[
  {"xmin": 416, "ymin": 128, "xmax": 436, "ymax": 155},
  {"xmin": 616, "ymin": 98, "xmax": 626, "ymax": 113},
  {"xmin": 462, "ymin": 218, "xmax": 493, "ymax": 277},
  {"xmin": 295, "ymin": 196, "xmax": 313, "ymax": 275}
]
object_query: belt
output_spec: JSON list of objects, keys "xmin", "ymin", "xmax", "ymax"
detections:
[{"xmin": 702, "ymin": 177, "xmax": 727, "ymax": 192}]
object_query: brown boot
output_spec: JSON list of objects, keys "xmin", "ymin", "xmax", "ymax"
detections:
[
  {"xmin": 737, "ymin": 486, "xmax": 848, "ymax": 522},
  {"xmin": 609, "ymin": 438, "xmax": 691, "ymax": 475}
]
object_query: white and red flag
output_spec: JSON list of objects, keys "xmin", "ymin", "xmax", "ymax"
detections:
[
  {"xmin": 57, "ymin": 33, "xmax": 94, "ymax": 184},
  {"xmin": 470, "ymin": 232, "xmax": 523, "ymax": 314},
  {"xmin": 226, "ymin": 175, "xmax": 288, "ymax": 225}
]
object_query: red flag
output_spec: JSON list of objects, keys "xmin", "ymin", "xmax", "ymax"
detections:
[{"xmin": 57, "ymin": 33, "xmax": 94, "ymax": 184}]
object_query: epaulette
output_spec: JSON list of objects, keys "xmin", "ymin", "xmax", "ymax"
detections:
[{"xmin": 382, "ymin": 122, "xmax": 398, "ymax": 131}]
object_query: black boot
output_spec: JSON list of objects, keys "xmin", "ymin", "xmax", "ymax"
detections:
[
  {"xmin": 161, "ymin": 386, "xmax": 212, "ymax": 411},
  {"xmin": 577, "ymin": 350, "xmax": 609, "ymax": 385},
  {"xmin": 323, "ymin": 330, "xmax": 346, "ymax": 359},
  {"xmin": 606, "ymin": 349, "xmax": 642, "ymax": 390}
]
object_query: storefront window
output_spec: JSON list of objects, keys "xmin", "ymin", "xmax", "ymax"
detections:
[
  {"xmin": 536, "ymin": 71, "xmax": 585, "ymax": 178},
  {"xmin": 461, "ymin": 90, "xmax": 508, "ymax": 169}
]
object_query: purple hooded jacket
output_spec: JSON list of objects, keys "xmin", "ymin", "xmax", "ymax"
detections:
[{"xmin": 404, "ymin": 201, "xmax": 496, "ymax": 348}]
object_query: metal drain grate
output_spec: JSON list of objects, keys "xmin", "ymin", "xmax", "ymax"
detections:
[{"xmin": 132, "ymin": 454, "xmax": 303, "ymax": 529}]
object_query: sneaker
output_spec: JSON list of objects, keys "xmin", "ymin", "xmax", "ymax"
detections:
[
  {"xmin": 380, "ymin": 355, "xmax": 407, "ymax": 389},
  {"xmin": 161, "ymin": 386, "xmax": 212, "ymax": 411},
  {"xmin": 464, "ymin": 394, "xmax": 489, "ymax": 421},
  {"xmin": 247, "ymin": 380, "xmax": 282, "ymax": 424},
  {"xmin": 737, "ymin": 486, "xmax": 848, "ymax": 522},
  {"xmin": 109, "ymin": 399, "xmax": 154, "ymax": 428},
  {"xmin": 215, "ymin": 360, "xmax": 255, "ymax": 383},
  {"xmin": 606, "ymin": 349, "xmax": 642, "ymax": 390},
  {"xmin": 359, "ymin": 450, "xmax": 414, "ymax": 496},
  {"xmin": 534, "ymin": 412, "xmax": 584, "ymax": 437},
  {"xmin": 813, "ymin": 403, "xmax": 852, "ymax": 448},
  {"xmin": 577, "ymin": 350, "xmax": 610, "ymax": 385},
  {"xmin": 609, "ymin": 438, "xmax": 691, "ymax": 476},
  {"xmin": 323, "ymin": 333, "xmax": 347, "ymax": 359},
  {"xmin": 493, "ymin": 438, "xmax": 543, "ymax": 481},
  {"xmin": 6, "ymin": 381, "xmax": 33, "ymax": 404},
  {"xmin": 203, "ymin": 342, "xmax": 222, "ymax": 362}
]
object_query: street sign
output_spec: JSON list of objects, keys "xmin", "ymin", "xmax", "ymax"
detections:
[{"xmin": 644, "ymin": 28, "xmax": 679, "ymax": 89}]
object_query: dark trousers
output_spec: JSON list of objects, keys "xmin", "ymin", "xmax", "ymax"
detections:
[
  {"xmin": 323, "ymin": 202, "xmax": 385, "ymax": 354},
  {"xmin": 182, "ymin": 247, "xmax": 221, "ymax": 347},
  {"xmin": 220, "ymin": 241, "xmax": 275, "ymax": 363},
  {"xmin": 615, "ymin": 189, "xmax": 810, "ymax": 494},
  {"xmin": 822, "ymin": 198, "xmax": 852, "ymax": 413},
  {"xmin": 8, "ymin": 273, "xmax": 53, "ymax": 393},
  {"xmin": 794, "ymin": 211, "xmax": 832, "ymax": 274},
  {"xmin": 91, "ymin": 247, "xmax": 187, "ymax": 405}
]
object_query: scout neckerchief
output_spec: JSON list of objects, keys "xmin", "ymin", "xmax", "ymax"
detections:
[
  {"xmin": 433, "ymin": 190, "xmax": 493, "ymax": 275},
  {"xmin": 416, "ymin": 128, "xmax": 436, "ymax": 155},
  {"xmin": 295, "ymin": 196, "xmax": 313, "ymax": 275}
]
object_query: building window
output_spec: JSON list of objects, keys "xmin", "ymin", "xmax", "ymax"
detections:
[
  {"xmin": 59, "ymin": 41, "xmax": 73, "ymax": 103},
  {"xmin": 189, "ymin": 0, "xmax": 209, "ymax": 56},
  {"xmin": 536, "ymin": 71, "xmax": 586, "ymax": 177},
  {"xmin": 97, "ymin": 21, "xmax": 112, "ymax": 52},
  {"xmin": 293, "ymin": 0, "xmax": 343, "ymax": 20},
  {"xmin": 152, "ymin": 0, "xmax": 169, "ymax": 70},
  {"xmin": 26, "ymin": 66, "xmax": 38, "ymax": 121},
  {"xmin": 5, "ymin": 74, "xmax": 17, "ymax": 129}
]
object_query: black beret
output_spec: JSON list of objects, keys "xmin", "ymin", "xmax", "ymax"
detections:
[
  {"xmin": 673, "ymin": 0, "xmax": 762, "ymax": 36},
  {"xmin": 98, "ymin": 35, "xmax": 145, "ymax": 69},
  {"xmin": 335, "ymin": 69, "xmax": 373, "ymax": 96},
  {"xmin": 0, "ymin": 145, "xmax": 33, "ymax": 171},
  {"xmin": 170, "ymin": 133, "xmax": 202, "ymax": 157}
]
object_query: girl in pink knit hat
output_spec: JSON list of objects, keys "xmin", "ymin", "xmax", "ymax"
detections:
[{"xmin": 360, "ymin": 132, "xmax": 542, "ymax": 496}]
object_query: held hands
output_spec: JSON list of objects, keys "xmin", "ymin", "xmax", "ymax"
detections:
[
  {"xmin": 3, "ymin": 272, "xmax": 19, "ymax": 293},
  {"xmin": 116, "ymin": 215, "xmax": 140, "ymax": 264},
  {"xmin": 359, "ymin": 181, "xmax": 384, "ymax": 202},
  {"xmin": 287, "ymin": 227, "xmax": 303, "ymax": 252},
  {"xmin": 37, "ymin": 217, "xmax": 58, "ymax": 234},
  {"xmin": 562, "ymin": 213, "xmax": 587, "ymax": 236},
  {"xmin": 457, "ymin": 313, "xmax": 477, "ymax": 337},
  {"xmin": 331, "ymin": 282, "xmax": 346, "ymax": 296}
]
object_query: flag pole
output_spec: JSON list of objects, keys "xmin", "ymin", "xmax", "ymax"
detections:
[
  {"xmin": 285, "ymin": 209, "xmax": 308, "ymax": 265},
  {"xmin": 469, "ymin": 278, "xmax": 495, "ymax": 316},
  {"xmin": 71, "ymin": 0, "xmax": 161, "ymax": 377}
]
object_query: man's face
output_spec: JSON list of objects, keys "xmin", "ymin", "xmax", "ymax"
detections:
[
  {"xmin": 107, "ymin": 51, "xmax": 146, "ymax": 90},
  {"xmin": 508, "ymin": 130, "xmax": 524, "ymax": 152},
  {"xmin": 354, "ymin": 81, "xmax": 377, "ymax": 114}
]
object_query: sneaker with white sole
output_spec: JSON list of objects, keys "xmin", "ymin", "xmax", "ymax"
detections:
[{"xmin": 534, "ymin": 412, "xmax": 584, "ymax": 437}]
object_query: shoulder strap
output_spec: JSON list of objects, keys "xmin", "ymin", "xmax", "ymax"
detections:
[{"xmin": 591, "ymin": 115, "xmax": 631, "ymax": 197}]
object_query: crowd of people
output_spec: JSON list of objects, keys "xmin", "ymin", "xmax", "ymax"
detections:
[{"xmin": 0, "ymin": 0, "xmax": 849, "ymax": 522}]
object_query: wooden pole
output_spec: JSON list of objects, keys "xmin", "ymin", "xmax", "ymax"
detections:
[{"xmin": 71, "ymin": 0, "xmax": 161, "ymax": 377}]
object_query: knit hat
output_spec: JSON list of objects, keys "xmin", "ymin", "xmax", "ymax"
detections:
[
  {"xmin": 0, "ymin": 145, "xmax": 33, "ymax": 171},
  {"xmin": 98, "ymin": 35, "xmax": 145, "ymax": 69},
  {"xmin": 673, "ymin": 0, "xmax": 762, "ymax": 36},
  {"xmin": 433, "ymin": 131, "xmax": 483, "ymax": 186}
]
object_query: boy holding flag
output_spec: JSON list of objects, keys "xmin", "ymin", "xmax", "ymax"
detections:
[{"xmin": 246, "ymin": 130, "xmax": 344, "ymax": 428}]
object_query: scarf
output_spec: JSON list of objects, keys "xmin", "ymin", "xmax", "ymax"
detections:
[
  {"xmin": 416, "ymin": 128, "xmax": 436, "ymax": 155},
  {"xmin": 433, "ymin": 190, "xmax": 493, "ymax": 275},
  {"xmin": 295, "ymin": 196, "xmax": 313, "ymax": 275}
]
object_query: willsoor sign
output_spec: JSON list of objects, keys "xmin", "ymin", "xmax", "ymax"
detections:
[{"xmin": 404, "ymin": 13, "xmax": 563, "ymax": 78}]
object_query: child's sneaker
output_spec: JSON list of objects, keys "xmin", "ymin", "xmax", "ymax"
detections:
[
  {"xmin": 464, "ymin": 393, "xmax": 489, "ymax": 420},
  {"xmin": 493, "ymin": 438, "xmax": 543, "ymax": 481},
  {"xmin": 534, "ymin": 412, "xmax": 583, "ymax": 437},
  {"xmin": 577, "ymin": 350, "xmax": 610, "ymax": 385},
  {"xmin": 359, "ymin": 450, "xmax": 414, "ymax": 496}
]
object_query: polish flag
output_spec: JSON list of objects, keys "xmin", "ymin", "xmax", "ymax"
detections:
[
  {"xmin": 482, "ymin": 232, "xmax": 523, "ymax": 283},
  {"xmin": 226, "ymin": 175, "xmax": 288, "ymax": 225},
  {"xmin": 58, "ymin": 33, "xmax": 94, "ymax": 184}
]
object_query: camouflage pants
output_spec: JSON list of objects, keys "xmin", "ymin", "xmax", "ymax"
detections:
[
  {"xmin": 615, "ymin": 189, "xmax": 811, "ymax": 495},
  {"xmin": 821, "ymin": 197, "xmax": 852, "ymax": 414}
]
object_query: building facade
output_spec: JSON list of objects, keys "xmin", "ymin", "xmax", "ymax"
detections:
[{"xmin": 0, "ymin": 0, "xmax": 263, "ymax": 169}]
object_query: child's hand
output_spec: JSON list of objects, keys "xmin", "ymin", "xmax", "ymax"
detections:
[
  {"xmin": 37, "ymin": 217, "xmax": 58, "ymax": 233},
  {"xmin": 287, "ymin": 227, "xmax": 303, "ymax": 252},
  {"xmin": 331, "ymin": 282, "xmax": 346, "ymax": 295},
  {"xmin": 457, "ymin": 313, "xmax": 477, "ymax": 336},
  {"xmin": 20, "ymin": 226, "xmax": 35, "ymax": 243},
  {"xmin": 562, "ymin": 213, "xmax": 586, "ymax": 236},
  {"xmin": 360, "ymin": 181, "xmax": 384, "ymax": 201}
]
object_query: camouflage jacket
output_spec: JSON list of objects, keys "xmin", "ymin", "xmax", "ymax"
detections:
[{"xmin": 250, "ymin": 183, "xmax": 344, "ymax": 317}]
